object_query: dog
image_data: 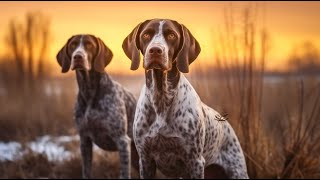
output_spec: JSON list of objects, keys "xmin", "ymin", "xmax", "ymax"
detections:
[
  {"xmin": 122, "ymin": 19, "xmax": 249, "ymax": 179},
  {"xmin": 56, "ymin": 34, "xmax": 139, "ymax": 179}
]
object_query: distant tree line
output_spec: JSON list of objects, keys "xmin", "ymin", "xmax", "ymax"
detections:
[
  {"xmin": 3, "ymin": 11, "xmax": 51, "ymax": 92},
  {"xmin": 288, "ymin": 41, "xmax": 320, "ymax": 75}
]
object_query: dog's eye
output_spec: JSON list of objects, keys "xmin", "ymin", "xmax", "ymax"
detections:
[
  {"xmin": 143, "ymin": 33, "xmax": 151, "ymax": 40},
  {"xmin": 168, "ymin": 33, "xmax": 176, "ymax": 40},
  {"xmin": 70, "ymin": 43, "xmax": 77, "ymax": 50},
  {"xmin": 85, "ymin": 43, "xmax": 93, "ymax": 49}
]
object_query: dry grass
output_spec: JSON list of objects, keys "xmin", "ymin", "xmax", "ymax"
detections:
[
  {"xmin": 0, "ymin": 150, "xmax": 140, "ymax": 179},
  {"xmin": 188, "ymin": 3, "xmax": 320, "ymax": 179},
  {"xmin": 0, "ymin": 76, "xmax": 76, "ymax": 142},
  {"xmin": 189, "ymin": 74, "xmax": 320, "ymax": 178}
]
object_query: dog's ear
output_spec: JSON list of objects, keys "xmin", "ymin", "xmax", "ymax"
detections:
[
  {"xmin": 175, "ymin": 24, "xmax": 201, "ymax": 73},
  {"xmin": 94, "ymin": 37, "xmax": 113, "ymax": 73},
  {"xmin": 122, "ymin": 20, "xmax": 149, "ymax": 70},
  {"xmin": 56, "ymin": 36, "xmax": 74, "ymax": 73}
]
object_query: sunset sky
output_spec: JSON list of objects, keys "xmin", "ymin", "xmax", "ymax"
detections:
[{"xmin": 0, "ymin": 1, "xmax": 320, "ymax": 75}]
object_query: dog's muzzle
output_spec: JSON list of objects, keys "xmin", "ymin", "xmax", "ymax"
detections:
[
  {"xmin": 71, "ymin": 53, "xmax": 86, "ymax": 70},
  {"xmin": 144, "ymin": 45, "xmax": 168, "ymax": 71}
]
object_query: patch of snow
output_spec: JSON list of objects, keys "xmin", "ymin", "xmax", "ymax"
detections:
[
  {"xmin": 0, "ymin": 141, "xmax": 22, "ymax": 161},
  {"xmin": 56, "ymin": 135, "xmax": 80, "ymax": 143},
  {"xmin": 0, "ymin": 135, "xmax": 80, "ymax": 162},
  {"xmin": 29, "ymin": 135, "xmax": 74, "ymax": 162}
]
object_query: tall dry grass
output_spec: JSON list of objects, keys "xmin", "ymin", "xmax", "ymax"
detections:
[
  {"xmin": 189, "ymin": 4, "xmax": 320, "ymax": 179},
  {"xmin": 0, "ymin": 71, "xmax": 76, "ymax": 141},
  {"xmin": 0, "ymin": 149, "xmax": 139, "ymax": 178}
]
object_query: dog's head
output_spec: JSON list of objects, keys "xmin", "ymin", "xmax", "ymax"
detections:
[
  {"xmin": 122, "ymin": 19, "xmax": 201, "ymax": 73},
  {"xmin": 56, "ymin": 34, "xmax": 113, "ymax": 73}
]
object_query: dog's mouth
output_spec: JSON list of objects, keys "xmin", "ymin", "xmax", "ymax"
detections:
[
  {"xmin": 72, "ymin": 64, "xmax": 85, "ymax": 70},
  {"xmin": 144, "ymin": 58, "xmax": 169, "ymax": 71},
  {"xmin": 71, "ymin": 61, "xmax": 86, "ymax": 70},
  {"xmin": 148, "ymin": 63, "xmax": 164, "ymax": 70}
]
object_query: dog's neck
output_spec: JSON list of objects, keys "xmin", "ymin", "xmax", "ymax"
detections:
[
  {"xmin": 145, "ymin": 63, "xmax": 180, "ymax": 115},
  {"xmin": 76, "ymin": 70, "xmax": 107, "ymax": 105}
]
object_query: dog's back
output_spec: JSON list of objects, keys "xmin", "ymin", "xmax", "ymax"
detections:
[{"xmin": 110, "ymin": 78, "xmax": 137, "ymax": 139}]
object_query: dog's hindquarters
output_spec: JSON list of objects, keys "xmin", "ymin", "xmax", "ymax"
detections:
[
  {"xmin": 216, "ymin": 127, "xmax": 249, "ymax": 179},
  {"xmin": 202, "ymin": 105, "xmax": 249, "ymax": 179}
]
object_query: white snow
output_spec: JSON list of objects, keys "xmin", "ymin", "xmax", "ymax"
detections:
[
  {"xmin": 0, "ymin": 141, "xmax": 23, "ymax": 161},
  {"xmin": 28, "ymin": 135, "xmax": 76, "ymax": 162},
  {"xmin": 56, "ymin": 135, "xmax": 80, "ymax": 143},
  {"xmin": 0, "ymin": 135, "xmax": 81, "ymax": 162}
]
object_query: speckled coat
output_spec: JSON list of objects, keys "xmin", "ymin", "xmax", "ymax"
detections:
[
  {"xmin": 74, "ymin": 70, "xmax": 137, "ymax": 179},
  {"xmin": 133, "ymin": 68, "xmax": 248, "ymax": 179},
  {"xmin": 56, "ymin": 34, "xmax": 138, "ymax": 179},
  {"xmin": 122, "ymin": 19, "xmax": 249, "ymax": 179}
]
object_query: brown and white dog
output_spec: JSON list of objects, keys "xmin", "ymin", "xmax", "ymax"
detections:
[
  {"xmin": 122, "ymin": 19, "xmax": 249, "ymax": 179},
  {"xmin": 56, "ymin": 34, "xmax": 139, "ymax": 179}
]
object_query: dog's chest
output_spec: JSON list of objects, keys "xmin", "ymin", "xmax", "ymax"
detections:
[
  {"xmin": 77, "ymin": 108, "xmax": 118, "ymax": 151},
  {"xmin": 140, "ymin": 110, "xmax": 192, "ymax": 177},
  {"xmin": 76, "ymin": 104, "xmax": 101, "ymax": 125},
  {"xmin": 144, "ymin": 134, "xmax": 188, "ymax": 178}
]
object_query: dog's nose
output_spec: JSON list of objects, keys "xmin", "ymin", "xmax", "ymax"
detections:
[
  {"xmin": 149, "ymin": 47, "xmax": 163, "ymax": 56},
  {"xmin": 74, "ymin": 54, "xmax": 83, "ymax": 61}
]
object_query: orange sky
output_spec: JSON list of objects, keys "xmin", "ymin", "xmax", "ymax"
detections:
[{"xmin": 0, "ymin": 1, "xmax": 320, "ymax": 75}]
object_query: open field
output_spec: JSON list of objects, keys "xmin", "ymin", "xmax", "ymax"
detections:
[{"xmin": 0, "ymin": 71, "xmax": 319, "ymax": 178}]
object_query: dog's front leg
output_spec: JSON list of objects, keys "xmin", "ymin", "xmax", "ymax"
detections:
[
  {"xmin": 80, "ymin": 135, "xmax": 93, "ymax": 179},
  {"xmin": 139, "ymin": 153, "xmax": 156, "ymax": 179},
  {"xmin": 117, "ymin": 135, "xmax": 131, "ymax": 179},
  {"xmin": 187, "ymin": 156, "xmax": 205, "ymax": 179}
]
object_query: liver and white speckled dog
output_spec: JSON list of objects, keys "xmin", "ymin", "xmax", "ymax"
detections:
[
  {"xmin": 56, "ymin": 34, "xmax": 139, "ymax": 179},
  {"xmin": 122, "ymin": 19, "xmax": 249, "ymax": 179}
]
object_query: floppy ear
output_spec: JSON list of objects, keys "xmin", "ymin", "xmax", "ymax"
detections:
[
  {"xmin": 94, "ymin": 38, "xmax": 113, "ymax": 73},
  {"xmin": 122, "ymin": 20, "xmax": 149, "ymax": 70},
  {"xmin": 175, "ymin": 24, "xmax": 201, "ymax": 73},
  {"xmin": 56, "ymin": 36, "xmax": 74, "ymax": 73}
]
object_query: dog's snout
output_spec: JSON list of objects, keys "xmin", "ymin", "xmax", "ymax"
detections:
[
  {"xmin": 144, "ymin": 45, "xmax": 168, "ymax": 70},
  {"xmin": 74, "ymin": 54, "xmax": 83, "ymax": 61},
  {"xmin": 149, "ymin": 47, "xmax": 163, "ymax": 56},
  {"xmin": 71, "ymin": 52, "xmax": 87, "ymax": 70}
]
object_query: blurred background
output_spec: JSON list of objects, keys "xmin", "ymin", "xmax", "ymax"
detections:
[{"xmin": 0, "ymin": 1, "xmax": 319, "ymax": 178}]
